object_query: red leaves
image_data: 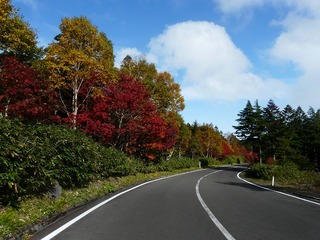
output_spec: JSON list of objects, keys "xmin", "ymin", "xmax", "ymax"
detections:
[
  {"xmin": 78, "ymin": 74, "xmax": 178, "ymax": 159},
  {"xmin": 221, "ymin": 140, "xmax": 234, "ymax": 158},
  {"xmin": 0, "ymin": 57, "xmax": 59, "ymax": 123},
  {"xmin": 0, "ymin": 58, "xmax": 179, "ymax": 160}
]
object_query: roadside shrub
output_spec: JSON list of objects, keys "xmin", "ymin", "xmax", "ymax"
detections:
[
  {"xmin": 272, "ymin": 162, "xmax": 315, "ymax": 184},
  {"xmin": 198, "ymin": 157, "xmax": 209, "ymax": 167},
  {"xmin": 0, "ymin": 118, "xmax": 130, "ymax": 206},
  {"xmin": 236, "ymin": 156, "xmax": 245, "ymax": 164},
  {"xmin": 155, "ymin": 157, "xmax": 198, "ymax": 172},
  {"xmin": 166, "ymin": 157, "xmax": 198, "ymax": 170},
  {"xmin": 94, "ymin": 147, "xmax": 134, "ymax": 177},
  {"xmin": 285, "ymin": 154, "xmax": 312, "ymax": 171},
  {"xmin": 137, "ymin": 163, "xmax": 159, "ymax": 174},
  {"xmin": 245, "ymin": 164, "xmax": 274, "ymax": 180},
  {"xmin": 246, "ymin": 162, "xmax": 320, "ymax": 185},
  {"xmin": 0, "ymin": 118, "xmax": 59, "ymax": 205},
  {"xmin": 222, "ymin": 156, "xmax": 240, "ymax": 165},
  {"xmin": 197, "ymin": 157, "xmax": 221, "ymax": 167},
  {"xmin": 0, "ymin": 118, "xmax": 37, "ymax": 206},
  {"xmin": 273, "ymin": 162, "xmax": 299, "ymax": 181}
]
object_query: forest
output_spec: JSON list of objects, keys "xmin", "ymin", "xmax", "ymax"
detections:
[
  {"xmin": 0, "ymin": 0, "xmax": 247, "ymax": 206},
  {"xmin": 234, "ymin": 99, "xmax": 320, "ymax": 170}
]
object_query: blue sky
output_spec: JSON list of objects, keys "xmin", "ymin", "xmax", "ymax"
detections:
[{"xmin": 12, "ymin": 0, "xmax": 320, "ymax": 133}]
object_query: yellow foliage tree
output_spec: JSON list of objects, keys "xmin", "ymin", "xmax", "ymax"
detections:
[
  {"xmin": 154, "ymin": 72, "xmax": 185, "ymax": 121},
  {"xmin": 120, "ymin": 56, "xmax": 185, "ymax": 123},
  {"xmin": 45, "ymin": 16, "xmax": 117, "ymax": 128},
  {"xmin": 198, "ymin": 124, "xmax": 223, "ymax": 158},
  {"xmin": 0, "ymin": 0, "xmax": 39, "ymax": 61}
]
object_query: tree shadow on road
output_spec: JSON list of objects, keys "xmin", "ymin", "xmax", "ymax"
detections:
[
  {"xmin": 208, "ymin": 164, "xmax": 271, "ymax": 192},
  {"xmin": 215, "ymin": 180, "xmax": 270, "ymax": 192}
]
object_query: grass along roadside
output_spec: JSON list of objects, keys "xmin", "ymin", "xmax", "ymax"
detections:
[
  {"xmin": 0, "ymin": 167, "xmax": 199, "ymax": 239},
  {"xmin": 240, "ymin": 172, "xmax": 320, "ymax": 201},
  {"xmin": 240, "ymin": 163, "xmax": 320, "ymax": 201}
]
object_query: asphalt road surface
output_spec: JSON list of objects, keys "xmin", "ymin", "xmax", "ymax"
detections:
[{"xmin": 34, "ymin": 165, "xmax": 320, "ymax": 240}]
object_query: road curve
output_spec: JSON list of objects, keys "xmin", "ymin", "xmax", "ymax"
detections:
[{"xmin": 33, "ymin": 165, "xmax": 320, "ymax": 240}]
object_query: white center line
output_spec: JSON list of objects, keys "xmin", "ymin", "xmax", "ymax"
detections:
[{"xmin": 196, "ymin": 170, "xmax": 236, "ymax": 240}]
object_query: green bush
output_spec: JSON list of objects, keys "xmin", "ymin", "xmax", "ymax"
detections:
[
  {"xmin": 219, "ymin": 155, "xmax": 245, "ymax": 165},
  {"xmin": 197, "ymin": 157, "xmax": 220, "ymax": 167},
  {"xmin": 245, "ymin": 164, "xmax": 274, "ymax": 180},
  {"xmin": 198, "ymin": 157, "xmax": 209, "ymax": 167},
  {"xmin": 93, "ymin": 147, "xmax": 134, "ymax": 177},
  {"xmin": 0, "ymin": 118, "xmax": 32, "ymax": 205},
  {"xmin": 161, "ymin": 157, "xmax": 198, "ymax": 170},
  {"xmin": 237, "ymin": 157, "xmax": 244, "ymax": 164},
  {"xmin": 0, "ymin": 118, "xmax": 130, "ymax": 206},
  {"xmin": 138, "ymin": 157, "xmax": 199, "ymax": 173},
  {"xmin": 246, "ymin": 163, "xmax": 320, "ymax": 185},
  {"xmin": 279, "ymin": 154, "xmax": 312, "ymax": 171}
]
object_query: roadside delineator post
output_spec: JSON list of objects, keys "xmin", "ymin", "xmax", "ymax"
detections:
[{"xmin": 272, "ymin": 176, "xmax": 275, "ymax": 187}]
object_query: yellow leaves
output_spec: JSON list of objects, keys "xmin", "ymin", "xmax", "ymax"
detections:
[
  {"xmin": 155, "ymin": 71, "xmax": 185, "ymax": 112},
  {"xmin": 45, "ymin": 16, "xmax": 116, "ymax": 119},
  {"xmin": 193, "ymin": 123, "xmax": 224, "ymax": 157},
  {"xmin": 119, "ymin": 57, "xmax": 185, "ymax": 132},
  {"xmin": 46, "ymin": 17, "xmax": 115, "ymax": 79},
  {"xmin": 0, "ymin": 0, "xmax": 13, "ymax": 20},
  {"xmin": 0, "ymin": 0, "xmax": 38, "ymax": 59},
  {"xmin": 91, "ymin": 87, "xmax": 104, "ymax": 98}
]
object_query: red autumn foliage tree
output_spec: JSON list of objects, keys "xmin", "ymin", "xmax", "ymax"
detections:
[
  {"xmin": 78, "ymin": 74, "xmax": 178, "ymax": 159},
  {"xmin": 226, "ymin": 133, "xmax": 254, "ymax": 162},
  {"xmin": 221, "ymin": 140, "xmax": 234, "ymax": 158},
  {"xmin": 232, "ymin": 143, "xmax": 256, "ymax": 163},
  {"xmin": 0, "ymin": 57, "xmax": 58, "ymax": 122},
  {"xmin": 244, "ymin": 151, "xmax": 259, "ymax": 163}
]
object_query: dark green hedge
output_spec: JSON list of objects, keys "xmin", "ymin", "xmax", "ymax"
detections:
[{"xmin": 0, "ymin": 118, "xmax": 130, "ymax": 206}]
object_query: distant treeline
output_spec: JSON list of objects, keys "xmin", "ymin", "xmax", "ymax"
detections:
[{"xmin": 234, "ymin": 99, "xmax": 320, "ymax": 170}]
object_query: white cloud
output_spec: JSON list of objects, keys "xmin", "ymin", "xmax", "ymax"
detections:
[
  {"xmin": 270, "ymin": 16, "xmax": 320, "ymax": 73},
  {"xmin": 268, "ymin": 3, "xmax": 320, "ymax": 107},
  {"xmin": 213, "ymin": 0, "xmax": 266, "ymax": 13},
  {"xmin": 213, "ymin": 0, "xmax": 320, "ymax": 107},
  {"xmin": 147, "ymin": 21, "xmax": 288, "ymax": 102},
  {"xmin": 269, "ymin": 15, "xmax": 320, "ymax": 107},
  {"xmin": 115, "ymin": 47, "xmax": 144, "ymax": 68},
  {"xmin": 213, "ymin": 0, "xmax": 320, "ymax": 15},
  {"xmin": 281, "ymin": 0, "xmax": 320, "ymax": 16}
]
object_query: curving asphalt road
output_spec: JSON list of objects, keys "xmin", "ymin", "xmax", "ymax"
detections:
[{"xmin": 33, "ymin": 165, "xmax": 320, "ymax": 240}]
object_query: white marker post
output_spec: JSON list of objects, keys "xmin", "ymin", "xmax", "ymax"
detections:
[{"xmin": 272, "ymin": 176, "xmax": 275, "ymax": 187}]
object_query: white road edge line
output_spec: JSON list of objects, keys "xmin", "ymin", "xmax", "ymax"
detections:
[
  {"xmin": 196, "ymin": 170, "xmax": 236, "ymax": 240},
  {"xmin": 41, "ymin": 169, "xmax": 205, "ymax": 240},
  {"xmin": 237, "ymin": 170, "xmax": 320, "ymax": 206}
]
